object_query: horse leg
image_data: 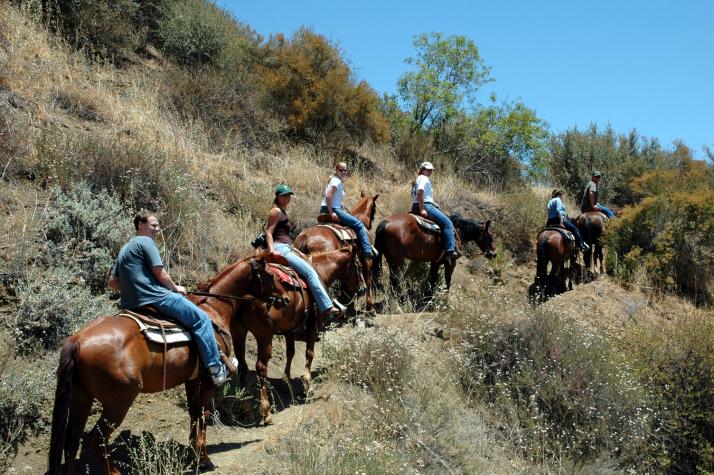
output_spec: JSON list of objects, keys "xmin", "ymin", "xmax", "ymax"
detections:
[
  {"xmin": 362, "ymin": 256, "xmax": 375, "ymax": 313},
  {"xmin": 597, "ymin": 243, "xmax": 604, "ymax": 274},
  {"xmin": 230, "ymin": 324, "xmax": 253, "ymax": 422},
  {"xmin": 387, "ymin": 257, "xmax": 404, "ymax": 300},
  {"xmin": 444, "ymin": 260, "xmax": 456, "ymax": 293},
  {"xmin": 63, "ymin": 384, "xmax": 93, "ymax": 474},
  {"xmin": 302, "ymin": 326, "xmax": 318, "ymax": 397},
  {"xmin": 185, "ymin": 379, "xmax": 217, "ymax": 471},
  {"xmin": 284, "ymin": 335, "xmax": 295, "ymax": 382},
  {"xmin": 428, "ymin": 262, "xmax": 440, "ymax": 296},
  {"xmin": 89, "ymin": 397, "xmax": 136, "ymax": 475},
  {"xmin": 255, "ymin": 336, "xmax": 274, "ymax": 425}
]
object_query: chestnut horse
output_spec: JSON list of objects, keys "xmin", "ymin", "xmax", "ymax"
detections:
[
  {"xmin": 373, "ymin": 213, "xmax": 496, "ymax": 296},
  {"xmin": 233, "ymin": 246, "xmax": 363, "ymax": 425},
  {"xmin": 293, "ymin": 192, "xmax": 378, "ymax": 312},
  {"xmin": 48, "ymin": 254, "xmax": 280, "ymax": 475},
  {"xmin": 577, "ymin": 211, "xmax": 607, "ymax": 277},
  {"xmin": 534, "ymin": 229, "xmax": 576, "ymax": 300}
]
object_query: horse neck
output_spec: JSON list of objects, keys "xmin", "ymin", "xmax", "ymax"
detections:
[
  {"xmin": 206, "ymin": 259, "xmax": 254, "ymax": 303},
  {"xmin": 350, "ymin": 197, "xmax": 374, "ymax": 227},
  {"xmin": 312, "ymin": 251, "xmax": 351, "ymax": 286}
]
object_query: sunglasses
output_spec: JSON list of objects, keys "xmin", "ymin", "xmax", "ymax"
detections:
[{"xmin": 337, "ymin": 168, "xmax": 348, "ymax": 172}]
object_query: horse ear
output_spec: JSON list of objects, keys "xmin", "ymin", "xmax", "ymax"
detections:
[
  {"xmin": 485, "ymin": 220, "xmax": 491, "ymax": 229},
  {"xmin": 360, "ymin": 190, "xmax": 365, "ymax": 197},
  {"xmin": 373, "ymin": 194, "xmax": 379, "ymax": 201}
]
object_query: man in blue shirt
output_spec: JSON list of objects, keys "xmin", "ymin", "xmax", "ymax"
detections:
[
  {"xmin": 109, "ymin": 211, "xmax": 230, "ymax": 386},
  {"xmin": 548, "ymin": 189, "xmax": 589, "ymax": 252}
]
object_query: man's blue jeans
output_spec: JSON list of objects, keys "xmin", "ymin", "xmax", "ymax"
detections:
[
  {"xmin": 152, "ymin": 292, "xmax": 222, "ymax": 370},
  {"xmin": 413, "ymin": 203, "xmax": 456, "ymax": 252},
  {"xmin": 562, "ymin": 219, "xmax": 587, "ymax": 248},
  {"xmin": 596, "ymin": 203, "xmax": 615, "ymax": 219},
  {"xmin": 274, "ymin": 243, "xmax": 333, "ymax": 312},
  {"xmin": 320, "ymin": 206, "xmax": 373, "ymax": 257}
]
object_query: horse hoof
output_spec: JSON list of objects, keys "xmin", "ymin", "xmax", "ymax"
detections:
[{"xmin": 198, "ymin": 459, "xmax": 217, "ymax": 472}]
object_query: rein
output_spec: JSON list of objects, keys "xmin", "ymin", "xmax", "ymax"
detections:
[{"xmin": 189, "ymin": 291, "xmax": 255, "ymax": 301}]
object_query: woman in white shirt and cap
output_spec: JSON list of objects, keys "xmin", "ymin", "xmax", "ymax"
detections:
[
  {"xmin": 411, "ymin": 162, "xmax": 459, "ymax": 258},
  {"xmin": 319, "ymin": 162, "xmax": 374, "ymax": 258}
]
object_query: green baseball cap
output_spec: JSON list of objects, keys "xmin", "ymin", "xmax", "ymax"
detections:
[
  {"xmin": 592, "ymin": 171, "xmax": 602, "ymax": 177},
  {"xmin": 274, "ymin": 184, "xmax": 294, "ymax": 196}
]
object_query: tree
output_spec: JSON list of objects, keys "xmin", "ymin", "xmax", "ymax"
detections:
[{"xmin": 397, "ymin": 32, "xmax": 491, "ymax": 133}]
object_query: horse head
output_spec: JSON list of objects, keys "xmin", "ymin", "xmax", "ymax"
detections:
[
  {"xmin": 250, "ymin": 251, "xmax": 291, "ymax": 310},
  {"xmin": 352, "ymin": 192, "xmax": 379, "ymax": 230},
  {"xmin": 450, "ymin": 215, "xmax": 497, "ymax": 259}
]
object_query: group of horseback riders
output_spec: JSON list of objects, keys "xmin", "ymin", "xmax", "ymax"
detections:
[
  {"xmin": 108, "ymin": 160, "xmax": 459, "ymax": 387},
  {"xmin": 546, "ymin": 170, "xmax": 615, "ymax": 251}
]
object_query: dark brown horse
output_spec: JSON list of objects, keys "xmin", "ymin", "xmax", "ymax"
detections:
[
  {"xmin": 293, "ymin": 192, "xmax": 378, "ymax": 312},
  {"xmin": 577, "ymin": 211, "xmax": 607, "ymax": 277},
  {"xmin": 233, "ymin": 246, "xmax": 363, "ymax": 425},
  {"xmin": 48, "ymin": 255, "xmax": 280, "ymax": 475},
  {"xmin": 534, "ymin": 229, "xmax": 576, "ymax": 300},
  {"xmin": 373, "ymin": 213, "xmax": 496, "ymax": 297}
]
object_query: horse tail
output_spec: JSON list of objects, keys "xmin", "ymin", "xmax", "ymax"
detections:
[
  {"xmin": 372, "ymin": 220, "xmax": 387, "ymax": 289},
  {"xmin": 536, "ymin": 235, "xmax": 548, "ymax": 286},
  {"xmin": 48, "ymin": 337, "xmax": 78, "ymax": 475}
]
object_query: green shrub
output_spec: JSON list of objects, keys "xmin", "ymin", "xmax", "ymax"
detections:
[
  {"xmin": 0, "ymin": 352, "xmax": 54, "ymax": 472},
  {"xmin": 157, "ymin": 0, "xmax": 256, "ymax": 69},
  {"xmin": 625, "ymin": 315, "xmax": 714, "ymax": 473},
  {"xmin": 492, "ymin": 187, "xmax": 546, "ymax": 263},
  {"xmin": 9, "ymin": 266, "xmax": 114, "ymax": 354},
  {"xmin": 607, "ymin": 189, "xmax": 714, "ymax": 304},
  {"xmin": 461, "ymin": 310, "xmax": 656, "ymax": 470},
  {"xmin": 41, "ymin": 183, "xmax": 131, "ymax": 291}
]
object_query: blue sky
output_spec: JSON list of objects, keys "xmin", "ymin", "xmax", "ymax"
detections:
[{"xmin": 222, "ymin": 0, "xmax": 713, "ymax": 157}]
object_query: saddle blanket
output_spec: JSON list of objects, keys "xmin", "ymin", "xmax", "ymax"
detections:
[
  {"xmin": 412, "ymin": 214, "xmax": 441, "ymax": 233},
  {"xmin": 542, "ymin": 226, "xmax": 575, "ymax": 241},
  {"xmin": 116, "ymin": 310, "xmax": 193, "ymax": 345},
  {"xmin": 268, "ymin": 263, "xmax": 308, "ymax": 289},
  {"xmin": 317, "ymin": 223, "xmax": 356, "ymax": 241}
]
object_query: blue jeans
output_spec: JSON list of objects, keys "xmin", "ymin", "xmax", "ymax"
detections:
[
  {"xmin": 152, "ymin": 292, "xmax": 222, "ymax": 370},
  {"xmin": 320, "ymin": 206, "xmax": 373, "ymax": 257},
  {"xmin": 563, "ymin": 219, "xmax": 587, "ymax": 248},
  {"xmin": 274, "ymin": 243, "xmax": 333, "ymax": 312},
  {"xmin": 596, "ymin": 203, "xmax": 615, "ymax": 219},
  {"xmin": 413, "ymin": 203, "xmax": 456, "ymax": 252}
]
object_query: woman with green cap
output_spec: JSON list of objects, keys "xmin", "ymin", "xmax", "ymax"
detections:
[{"xmin": 265, "ymin": 184, "xmax": 345, "ymax": 318}]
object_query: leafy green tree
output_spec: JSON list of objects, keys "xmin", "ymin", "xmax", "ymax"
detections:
[{"xmin": 397, "ymin": 32, "xmax": 491, "ymax": 133}]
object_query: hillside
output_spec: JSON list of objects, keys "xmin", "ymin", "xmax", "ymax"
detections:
[{"xmin": 2, "ymin": 3, "xmax": 713, "ymax": 474}]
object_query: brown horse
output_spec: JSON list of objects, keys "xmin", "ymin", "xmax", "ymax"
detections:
[
  {"xmin": 48, "ymin": 255, "xmax": 280, "ymax": 475},
  {"xmin": 373, "ymin": 213, "xmax": 496, "ymax": 297},
  {"xmin": 534, "ymin": 229, "xmax": 576, "ymax": 301},
  {"xmin": 577, "ymin": 211, "xmax": 607, "ymax": 277},
  {"xmin": 232, "ymin": 246, "xmax": 363, "ymax": 425},
  {"xmin": 293, "ymin": 192, "xmax": 378, "ymax": 312}
]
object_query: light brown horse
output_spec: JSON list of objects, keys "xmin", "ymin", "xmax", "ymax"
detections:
[
  {"xmin": 233, "ymin": 246, "xmax": 363, "ymax": 425},
  {"xmin": 48, "ymin": 254, "xmax": 280, "ymax": 475},
  {"xmin": 293, "ymin": 192, "xmax": 378, "ymax": 312},
  {"xmin": 577, "ymin": 211, "xmax": 607, "ymax": 277},
  {"xmin": 373, "ymin": 213, "xmax": 496, "ymax": 296},
  {"xmin": 534, "ymin": 229, "xmax": 576, "ymax": 301}
]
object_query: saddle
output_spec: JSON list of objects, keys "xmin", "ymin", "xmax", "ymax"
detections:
[
  {"xmin": 268, "ymin": 263, "xmax": 308, "ymax": 289},
  {"xmin": 541, "ymin": 226, "xmax": 575, "ymax": 242},
  {"xmin": 317, "ymin": 223, "xmax": 356, "ymax": 242},
  {"xmin": 409, "ymin": 212, "xmax": 441, "ymax": 233},
  {"xmin": 116, "ymin": 307, "xmax": 193, "ymax": 345}
]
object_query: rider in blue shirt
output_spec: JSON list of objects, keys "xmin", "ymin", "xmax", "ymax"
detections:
[
  {"xmin": 547, "ymin": 189, "xmax": 590, "ymax": 252},
  {"xmin": 109, "ymin": 211, "xmax": 231, "ymax": 386}
]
